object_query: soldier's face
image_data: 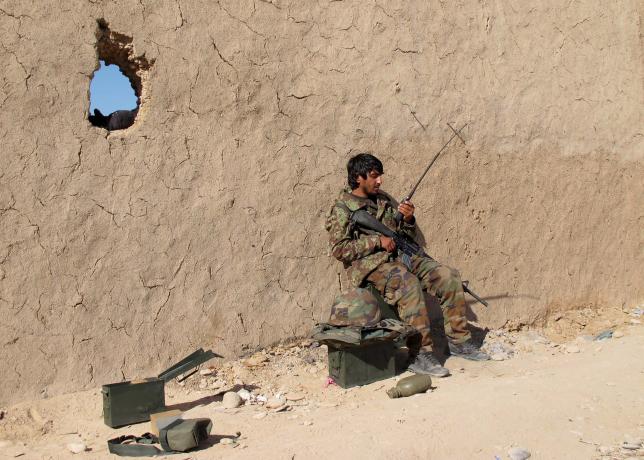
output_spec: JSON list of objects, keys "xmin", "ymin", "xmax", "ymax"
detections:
[{"xmin": 357, "ymin": 170, "xmax": 382, "ymax": 196}]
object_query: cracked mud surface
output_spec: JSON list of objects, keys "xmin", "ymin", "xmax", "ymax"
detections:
[{"xmin": 0, "ymin": 0, "xmax": 643, "ymax": 404}]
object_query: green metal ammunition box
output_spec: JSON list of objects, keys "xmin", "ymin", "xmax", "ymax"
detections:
[
  {"xmin": 102, "ymin": 348, "xmax": 218, "ymax": 428},
  {"xmin": 328, "ymin": 341, "xmax": 396, "ymax": 388}
]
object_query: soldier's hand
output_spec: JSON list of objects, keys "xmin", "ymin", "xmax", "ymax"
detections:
[
  {"xmin": 398, "ymin": 200, "xmax": 415, "ymax": 223},
  {"xmin": 380, "ymin": 236, "xmax": 396, "ymax": 252}
]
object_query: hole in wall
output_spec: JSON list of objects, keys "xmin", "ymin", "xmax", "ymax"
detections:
[
  {"xmin": 89, "ymin": 60, "xmax": 138, "ymax": 129},
  {"xmin": 88, "ymin": 19, "xmax": 153, "ymax": 131}
]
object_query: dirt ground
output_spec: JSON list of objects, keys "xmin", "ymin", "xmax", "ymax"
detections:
[{"xmin": 1, "ymin": 306, "xmax": 643, "ymax": 460}]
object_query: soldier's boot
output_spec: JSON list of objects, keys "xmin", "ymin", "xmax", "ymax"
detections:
[
  {"xmin": 448, "ymin": 339, "xmax": 490, "ymax": 361},
  {"xmin": 407, "ymin": 351, "xmax": 450, "ymax": 377}
]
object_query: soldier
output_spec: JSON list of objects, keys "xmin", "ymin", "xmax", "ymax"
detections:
[{"xmin": 325, "ymin": 153, "xmax": 489, "ymax": 377}]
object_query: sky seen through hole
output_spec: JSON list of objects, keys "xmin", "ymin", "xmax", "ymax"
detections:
[{"xmin": 89, "ymin": 60, "xmax": 138, "ymax": 115}]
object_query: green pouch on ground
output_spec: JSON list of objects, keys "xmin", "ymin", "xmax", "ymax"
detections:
[
  {"xmin": 159, "ymin": 418, "xmax": 212, "ymax": 453},
  {"xmin": 107, "ymin": 418, "xmax": 212, "ymax": 456},
  {"xmin": 102, "ymin": 349, "xmax": 220, "ymax": 428}
]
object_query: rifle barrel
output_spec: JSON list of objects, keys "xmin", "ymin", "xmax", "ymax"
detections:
[{"xmin": 405, "ymin": 122, "xmax": 468, "ymax": 201}]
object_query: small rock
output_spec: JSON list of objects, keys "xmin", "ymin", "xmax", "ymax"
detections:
[
  {"xmin": 237, "ymin": 389, "xmax": 251, "ymax": 401},
  {"xmin": 222, "ymin": 392, "xmax": 242, "ymax": 409},
  {"xmin": 244, "ymin": 354, "xmax": 268, "ymax": 367},
  {"xmin": 630, "ymin": 319, "xmax": 641, "ymax": 325},
  {"xmin": 308, "ymin": 367, "xmax": 318, "ymax": 374},
  {"xmin": 286, "ymin": 392, "xmax": 305, "ymax": 402},
  {"xmin": 612, "ymin": 330, "xmax": 624, "ymax": 338},
  {"xmin": 302, "ymin": 420, "xmax": 313, "ymax": 426},
  {"xmin": 508, "ymin": 447, "xmax": 531, "ymax": 460},
  {"xmin": 622, "ymin": 442, "xmax": 641, "ymax": 450},
  {"xmin": 209, "ymin": 379, "xmax": 226, "ymax": 390},
  {"xmin": 565, "ymin": 345, "xmax": 580, "ymax": 354},
  {"xmin": 491, "ymin": 353, "xmax": 507, "ymax": 361},
  {"xmin": 199, "ymin": 368, "xmax": 214, "ymax": 376},
  {"xmin": 66, "ymin": 443, "xmax": 87, "ymax": 454},
  {"xmin": 220, "ymin": 438, "xmax": 235, "ymax": 445},
  {"xmin": 252, "ymin": 412, "xmax": 267, "ymax": 419},
  {"xmin": 266, "ymin": 396, "xmax": 286, "ymax": 409},
  {"xmin": 624, "ymin": 435, "xmax": 642, "ymax": 445}
]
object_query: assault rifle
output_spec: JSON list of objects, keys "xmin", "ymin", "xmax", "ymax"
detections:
[{"xmin": 351, "ymin": 209, "xmax": 489, "ymax": 307}]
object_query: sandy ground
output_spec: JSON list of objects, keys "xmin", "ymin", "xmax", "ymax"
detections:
[{"xmin": 1, "ymin": 307, "xmax": 643, "ymax": 460}]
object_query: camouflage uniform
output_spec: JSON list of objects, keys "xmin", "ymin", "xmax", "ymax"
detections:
[{"xmin": 325, "ymin": 188, "xmax": 471, "ymax": 351}]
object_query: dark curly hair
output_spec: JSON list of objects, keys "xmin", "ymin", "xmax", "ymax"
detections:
[{"xmin": 347, "ymin": 153, "xmax": 383, "ymax": 189}]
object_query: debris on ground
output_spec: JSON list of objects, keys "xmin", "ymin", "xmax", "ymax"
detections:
[
  {"xmin": 595, "ymin": 330, "xmax": 614, "ymax": 341},
  {"xmin": 508, "ymin": 446, "xmax": 531, "ymax": 460}
]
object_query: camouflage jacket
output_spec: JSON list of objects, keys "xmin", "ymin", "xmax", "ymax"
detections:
[{"xmin": 325, "ymin": 188, "xmax": 417, "ymax": 288}]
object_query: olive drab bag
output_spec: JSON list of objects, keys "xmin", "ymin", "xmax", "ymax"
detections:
[
  {"xmin": 107, "ymin": 418, "xmax": 213, "ymax": 456},
  {"xmin": 312, "ymin": 286, "xmax": 419, "ymax": 348},
  {"xmin": 311, "ymin": 318, "xmax": 419, "ymax": 348}
]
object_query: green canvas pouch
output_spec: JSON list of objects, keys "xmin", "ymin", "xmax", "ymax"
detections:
[
  {"xmin": 107, "ymin": 418, "xmax": 212, "ymax": 456},
  {"xmin": 159, "ymin": 418, "xmax": 212, "ymax": 453}
]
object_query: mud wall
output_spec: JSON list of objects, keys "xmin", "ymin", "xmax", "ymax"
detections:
[{"xmin": 1, "ymin": 0, "xmax": 642, "ymax": 404}]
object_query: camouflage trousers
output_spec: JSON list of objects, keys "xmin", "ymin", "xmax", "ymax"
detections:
[{"xmin": 365, "ymin": 255, "xmax": 471, "ymax": 351}]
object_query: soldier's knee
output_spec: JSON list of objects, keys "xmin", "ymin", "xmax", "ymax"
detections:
[
  {"xmin": 385, "ymin": 269, "xmax": 422, "ymax": 304},
  {"xmin": 433, "ymin": 266, "xmax": 462, "ymax": 290},
  {"xmin": 399, "ymin": 273, "xmax": 423, "ymax": 305}
]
